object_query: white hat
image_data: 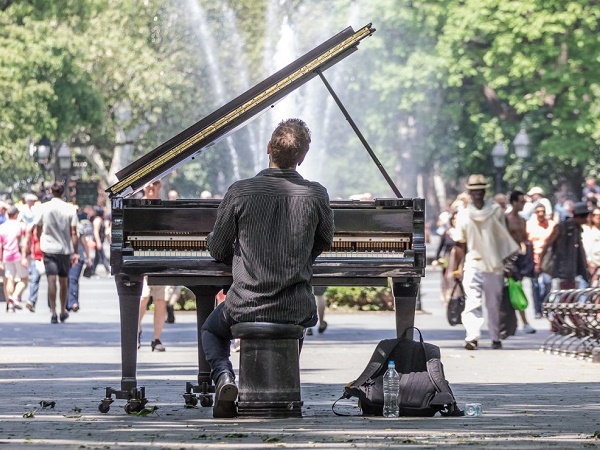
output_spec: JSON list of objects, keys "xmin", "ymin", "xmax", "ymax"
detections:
[{"xmin": 527, "ymin": 187, "xmax": 544, "ymax": 196}]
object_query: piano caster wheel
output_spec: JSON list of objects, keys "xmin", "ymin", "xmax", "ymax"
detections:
[
  {"xmin": 183, "ymin": 393, "xmax": 198, "ymax": 407},
  {"xmin": 200, "ymin": 395, "xmax": 213, "ymax": 407},
  {"xmin": 98, "ymin": 399, "xmax": 113, "ymax": 414},
  {"xmin": 124, "ymin": 399, "xmax": 147, "ymax": 415}
]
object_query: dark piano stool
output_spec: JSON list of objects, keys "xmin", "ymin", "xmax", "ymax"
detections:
[{"xmin": 231, "ymin": 322, "xmax": 304, "ymax": 418}]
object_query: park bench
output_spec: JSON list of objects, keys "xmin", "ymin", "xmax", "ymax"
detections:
[{"xmin": 540, "ymin": 287, "xmax": 600, "ymax": 362}]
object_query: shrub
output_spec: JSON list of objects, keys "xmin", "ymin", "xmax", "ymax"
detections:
[
  {"xmin": 173, "ymin": 285, "xmax": 394, "ymax": 312},
  {"xmin": 325, "ymin": 286, "xmax": 394, "ymax": 311}
]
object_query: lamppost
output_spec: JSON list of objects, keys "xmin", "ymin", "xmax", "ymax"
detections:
[
  {"xmin": 29, "ymin": 138, "xmax": 73, "ymax": 199},
  {"xmin": 491, "ymin": 141, "xmax": 508, "ymax": 194},
  {"xmin": 30, "ymin": 136, "xmax": 53, "ymax": 168},
  {"xmin": 512, "ymin": 128, "xmax": 531, "ymax": 189},
  {"xmin": 56, "ymin": 142, "xmax": 72, "ymax": 185}
]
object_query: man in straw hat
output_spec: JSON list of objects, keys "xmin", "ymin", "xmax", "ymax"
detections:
[{"xmin": 451, "ymin": 174, "xmax": 519, "ymax": 350}]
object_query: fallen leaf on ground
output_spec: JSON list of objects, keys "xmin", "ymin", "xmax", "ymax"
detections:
[{"xmin": 136, "ymin": 406, "xmax": 159, "ymax": 417}]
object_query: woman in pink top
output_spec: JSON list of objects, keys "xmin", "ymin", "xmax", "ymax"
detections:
[{"xmin": 0, "ymin": 206, "xmax": 29, "ymax": 311}]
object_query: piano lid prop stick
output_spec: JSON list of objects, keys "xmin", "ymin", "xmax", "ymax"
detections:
[{"xmin": 315, "ymin": 69, "xmax": 403, "ymax": 199}]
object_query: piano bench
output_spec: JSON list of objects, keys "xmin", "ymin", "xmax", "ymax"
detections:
[{"xmin": 231, "ymin": 322, "xmax": 305, "ymax": 418}]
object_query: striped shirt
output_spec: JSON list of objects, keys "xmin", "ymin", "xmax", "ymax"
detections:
[{"xmin": 207, "ymin": 168, "xmax": 334, "ymax": 323}]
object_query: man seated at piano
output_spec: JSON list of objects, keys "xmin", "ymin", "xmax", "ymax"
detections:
[{"xmin": 201, "ymin": 118, "xmax": 334, "ymax": 418}]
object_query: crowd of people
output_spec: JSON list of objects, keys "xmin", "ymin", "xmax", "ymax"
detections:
[
  {"xmin": 0, "ymin": 183, "xmax": 112, "ymax": 319},
  {"xmin": 433, "ymin": 175, "xmax": 600, "ymax": 350}
]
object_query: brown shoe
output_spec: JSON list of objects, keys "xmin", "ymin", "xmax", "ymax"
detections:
[
  {"xmin": 213, "ymin": 372, "xmax": 238, "ymax": 418},
  {"xmin": 464, "ymin": 340, "xmax": 478, "ymax": 350}
]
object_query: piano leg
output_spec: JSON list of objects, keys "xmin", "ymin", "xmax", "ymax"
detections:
[
  {"xmin": 391, "ymin": 277, "xmax": 421, "ymax": 339},
  {"xmin": 98, "ymin": 274, "xmax": 147, "ymax": 414},
  {"xmin": 182, "ymin": 285, "xmax": 221, "ymax": 408}
]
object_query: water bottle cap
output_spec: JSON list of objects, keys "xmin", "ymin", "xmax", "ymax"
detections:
[{"xmin": 388, "ymin": 360, "xmax": 395, "ymax": 367}]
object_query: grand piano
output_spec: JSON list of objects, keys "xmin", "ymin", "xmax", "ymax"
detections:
[{"xmin": 100, "ymin": 23, "xmax": 425, "ymax": 413}]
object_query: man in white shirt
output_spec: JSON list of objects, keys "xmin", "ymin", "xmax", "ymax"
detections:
[
  {"xmin": 521, "ymin": 187, "xmax": 553, "ymax": 220},
  {"xmin": 34, "ymin": 182, "xmax": 78, "ymax": 324},
  {"xmin": 451, "ymin": 174, "xmax": 519, "ymax": 350}
]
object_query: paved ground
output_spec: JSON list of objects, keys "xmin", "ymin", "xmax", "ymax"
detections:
[{"xmin": 1, "ymin": 268, "xmax": 599, "ymax": 449}]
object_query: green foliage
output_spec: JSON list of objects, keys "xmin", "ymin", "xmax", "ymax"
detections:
[
  {"xmin": 176, "ymin": 285, "xmax": 393, "ymax": 311},
  {"xmin": 325, "ymin": 286, "xmax": 394, "ymax": 311},
  {"xmin": 1, "ymin": 0, "xmax": 598, "ymax": 202},
  {"xmin": 435, "ymin": 0, "xmax": 600, "ymax": 193},
  {"xmin": 0, "ymin": 1, "xmax": 103, "ymax": 196}
]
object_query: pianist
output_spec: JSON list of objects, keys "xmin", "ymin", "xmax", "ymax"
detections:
[{"xmin": 201, "ymin": 118, "xmax": 334, "ymax": 418}]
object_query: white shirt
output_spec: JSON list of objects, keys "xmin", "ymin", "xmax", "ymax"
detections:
[
  {"xmin": 582, "ymin": 225, "xmax": 600, "ymax": 266},
  {"xmin": 451, "ymin": 200, "xmax": 519, "ymax": 273}
]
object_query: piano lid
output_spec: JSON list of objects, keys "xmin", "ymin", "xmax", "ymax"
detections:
[{"xmin": 107, "ymin": 23, "xmax": 375, "ymax": 198}]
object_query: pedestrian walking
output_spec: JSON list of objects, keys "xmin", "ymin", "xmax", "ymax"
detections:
[
  {"xmin": 582, "ymin": 207, "xmax": 600, "ymax": 285},
  {"xmin": 504, "ymin": 190, "xmax": 535, "ymax": 334},
  {"xmin": 67, "ymin": 210, "xmax": 93, "ymax": 312},
  {"xmin": 306, "ymin": 286, "xmax": 328, "ymax": 335},
  {"xmin": 138, "ymin": 179, "xmax": 172, "ymax": 352},
  {"xmin": 522, "ymin": 187, "xmax": 553, "ymax": 221},
  {"xmin": 541, "ymin": 202, "xmax": 590, "ymax": 289},
  {"xmin": 33, "ymin": 182, "xmax": 78, "ymax": 323},
  {"xmin": 0, "ymin": 206, "xmax": 29, "ymax": 311},
  {"xmin": 526, "ymin": 204, "xmax": 556, "ymax": 318},
  {"xmin": 450, "ymin": 174, "xmax": 519, "ymax": 350},
  {"xmin": 433, "ymin": 211, "xmax": 458, "ymax": 304},
  {"xmin": 91, "ymin": 206, "xmax": 110, "ymax": 276},
  {"xmin": 164, "ymin": 189, "xmax": 182, "ymax": 325}
]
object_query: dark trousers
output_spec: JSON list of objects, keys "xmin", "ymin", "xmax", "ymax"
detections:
[{"xmin": 201, "ymin": 302, "xmax": 317, "ymax": 383}]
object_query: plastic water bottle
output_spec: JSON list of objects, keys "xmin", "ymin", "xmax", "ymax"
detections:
[{"xmin": 383, "ymin": 360, "xmax": 400, "ymax": 417}]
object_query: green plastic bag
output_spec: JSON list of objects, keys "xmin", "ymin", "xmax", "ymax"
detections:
[{"xmin": 507, "ymin": 277, "xmax": 528, "ymax": 311}]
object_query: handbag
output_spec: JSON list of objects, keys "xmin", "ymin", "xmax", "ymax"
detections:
[
  {"xmin": 446, "ymin": 281, "xmax": 465, "ymax": 326},
  {"xmin": 507, "ymin": 277, "xmax": 528, "ymax": 311},
  {"xmin": 540, "ymin": 247, "xmax": 553, "ymax": 275},
  {"xmin": 83, "ymin": 266, "xmax": 93, "ymax": 278}
]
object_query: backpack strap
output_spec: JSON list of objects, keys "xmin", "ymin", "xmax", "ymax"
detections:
[
  {"xmin": 332, "ymin": 393, "xmax": 360, "ymax": 416},
  {"xmin": 422, "ymin": 342, "xmax": 465, "ymax": 417},
  {"xmin": 347, "ymin": 338, "xmax": 404, "ymax": 390}
]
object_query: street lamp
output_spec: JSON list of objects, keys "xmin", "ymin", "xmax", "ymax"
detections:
[
  {"xmin": 512, "ymin": 128, "xmax": 531, "ymax": 188},
  {"xmin": 491, "ymin": 141, "xmax": 507, "ymax": 193},
  {"xmin": 31, "ymin": 136, "xmax": 53, "ymax": 167},
  {"xmin": 56, "ymin": 143, "xmax": 72, "ymax": 195},
  {"xmin": 57, "ymin": 143, "xmax": 72, "ymax": 172}
]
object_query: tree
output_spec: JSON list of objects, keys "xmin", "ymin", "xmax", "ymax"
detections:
[
  {"xmin": 437, "ymin": 0, "xmax": 600, "ymax": 195},
  {"xmin": 0, "ymin": 0, "xmax": 103, "ymax": 196}
]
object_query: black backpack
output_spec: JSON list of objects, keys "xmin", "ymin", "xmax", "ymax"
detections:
[{"xmin": 333, "ymin": 327, "xmax": 463, "ymax": 417}]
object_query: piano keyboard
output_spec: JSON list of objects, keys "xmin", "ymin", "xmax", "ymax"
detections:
[
  {"xmin": 130, "ymin": 249, "xmax": 406, "ymax": 259},
  {"xmin": 127, "ymin": 234, "xmax": 410, "ymax": 259}
]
